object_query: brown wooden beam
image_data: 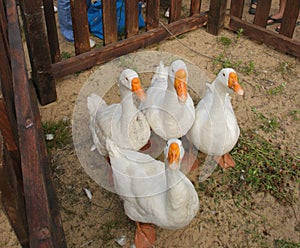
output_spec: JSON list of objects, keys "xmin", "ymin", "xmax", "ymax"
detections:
[
  {"xmin": 230, "ymin": 0, "xmax": 245, "ymax": 18},
  {"xmin": 42, "ymin": 0, "xmax": 61, "ymax": 62},
  {"xmin": 207, "ymin": 0, "xmax": 226, "ymax": 35},
  {"xmin": 169, "ymin": 0, "xmax": 182, "ymax": 23},
  {"xmin": 230, "ymin": 16, "xmax": 300, "ymax": 58},
  {"xmin": 6, "ymin": 0, "xmax": 66, "ymax": 246},
  {"xmin": 146, "ymin": 0, "xmax": 160, "ymax": 30},
  {"xmin": 52, "ymin": 13, "xmax": 208, "ymax": 79},
  {"xmin": 70, "ymin": 0, "xmax": 90, "ymax": 55},
  {"xmin": 279, "ymin": 0, "xmax": 300, "ymax": 38},
  {"xmin": 126, "ymin": 0, "xmax": 139, "ymax": 37},
  {"xmin": 253, "ymin": 0, "xmax": 272, "ymax": 27},
  {"xmin": 0, "ymin": 145, "xmax": 29, "ymax": 248},
  {"xmin": 102, "ymin": 0, "xmax": 118, "ymax": 44},
  {"xmin": 17, "ymin": 0, "xmax": 57, "ymax": 105},
  {"xmin": 190, "ymin": 0, "xmax": 201, "ymax": 16}
]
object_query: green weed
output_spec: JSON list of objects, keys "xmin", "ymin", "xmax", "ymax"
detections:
[
  {"xmin": 42, "ymin": 118, "xmax": 72, "ymax": 150},
  {"xmin": 218, "ymin": 36, "xmax": 232, "ymax": 46},
  {"xmin": 290, "ymin": 109, "xmax": 300, "ymax": 120},
  {"xmin": 61, "ymin": 51, "xmax": 71, "ymax": 60},
  {"xmin": 236, "ymin": 28, "xmax": 244, "ymax": 40},
  {"xmin": 274, "ymin": 239, "xmax": 300, "ymax": 248},
  {"xmin": 268, "ymin": 82, "xmax": 286, "ymax": 95},
  {"xmin": 199, "ymin": 130, "xmax": 299, "ymax": 203},
  {"xmin": 252, "ymin": 108, "xmax": 280, "ymax": 132}
]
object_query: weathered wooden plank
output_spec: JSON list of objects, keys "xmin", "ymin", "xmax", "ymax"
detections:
[
  {"xmin": 17, "ymin": 0, "xmax": 57, "ymax": 105},
  {"xmin": 0, "ymin": 0, "xmax": 9, "ymax": 55},
  {"xmin": 190, "ymin": 0, "xmax": 201, "ymax": 16},
  {"xmin": 70, "ymin": 0, "xmax": 90, "ymax": 55},
  {"xmin": 0, "ymin": 97, "xmax": 17, "ymax": 151},
  {"xmin": 279, "ymin": 0, "xmax": 300, "ymax": 38},
  {"xmin": 102, "ymin": 0, "xmax": 118, "ymax": 44},
  {"xmin": 230, "ymin": 0, "xmax": 245, "ymax": 18},
  {"xmin": 253, "ymin": 0, "xmax": 271, "ymax": 27},
  {"xmin": 51, "ymin": 13, "xmax": 208, "ymax": 79},
  {"xmin": 169, "ymin": 0, "xmax": 182, "ymax": 23},
  {"xmin": 29, "ymin": 82, "xmax": 67, "ymax": 248},
  {"xmin": 146, "ymin": 0, "xmax": 159, "ymax": 30},
  {"xmin": 42, "ymin": 0, "xmax": 61, "ymax": 62},
  {"xmin": 207, "ymin": 0, "xmax": 226, "ymax": 35},
  {"xmin": 0, "ymin": 144, "xmax": 29, "ymax": 248},
  {"xmin": 230, "ymin": 16, "xmax": 300, "ymax": 58},
  {"xmin": 7, "ymin": 0, "xmax": 66, "ymax": 247},
  {"xmin": 125, "ymin": 0, "xmax": 139, "ymax": 37}
]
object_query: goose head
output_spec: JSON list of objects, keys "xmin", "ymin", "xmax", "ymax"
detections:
[
  {"xmin": 216, "ymin": 68, "xmax": 244, "ymax": 96},
  {"xmin": 168, "ymin": 60, "xmax": 188, "ymax": 103},
  {"xmin": 164, "ymin": 138, "xmax": 185, "ymax": 170},
  {"xmin": 119, "ymin": 69, "xmax": 146, "ymax": 101}
]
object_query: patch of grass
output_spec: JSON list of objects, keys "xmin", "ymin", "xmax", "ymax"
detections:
[
  {"xmin": 268, "ymin": 82, "xmax": 287, "ymax": 95},
  {"xmin": 242, "ymin": 60, "xmax": 255, "ymax": 75},
  {"xmin": 236, "ymin": 28, "xmax": 244, "ymax": 40},
  {"xmin": 274, "ymin": 239, "xmax": 300, "ymax": 248},
  {"xmin": 61, "ymin": 51, "xmax": 71, "ymax": 60},
  {"xmin": 42, "ymin": 118, "xmax": 72, "ymax": 151},
  {"xmin": 218, "ymin": 36, "xmax": 232, "ymax": 46},
  {"xmin": 290, "ymin": 109, "xmax": 300, "ymax": 120},
  {"xmin": 252, "ymin": 108, "xmax": 280, "ymax": 132},
  {"xmin": 199, "ymin": 130, "xmax": 299, "ymax": 203}
]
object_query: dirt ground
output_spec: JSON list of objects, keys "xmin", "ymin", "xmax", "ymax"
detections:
[{"xmin": 1, "ymin": 0, "xmax": 300, "ymax": 247}]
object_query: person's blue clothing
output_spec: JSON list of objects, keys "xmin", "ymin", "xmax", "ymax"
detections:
[
  {"xmin": 58, "ymin": 0, "xmax": 91, "ymax": 42},
  {"xmin": 87, "ymin": 0, "xmax": 145, "ymax": 40}
]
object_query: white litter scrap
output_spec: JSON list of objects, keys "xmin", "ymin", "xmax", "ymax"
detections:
[
  {"xmin": 83, "ymin": 188, "xmax": 92, "ymax": 200},
  {"xmin": 45, "ymin": 133, "xmax": 54, "ymax": 141},
  {"xmin": 115, "ymin": 235, "xmax": 126, "ymax": 246}
]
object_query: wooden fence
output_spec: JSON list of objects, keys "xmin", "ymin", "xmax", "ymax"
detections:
[
  {"xmin": 0, "ymin": 0, "xmax": 66, "ymax": 247},
  {"xmin": 0, "ymin": 0, "xmax": 299, "ymax": 247},
  {"xmin": 229, "ymin": 0, "xmax": 300, "ymax": 58}
]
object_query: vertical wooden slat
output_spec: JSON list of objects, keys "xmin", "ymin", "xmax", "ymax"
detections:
[
  {"xmin": 42, "ymin": 0, "xmax": 61, "ymax": 63},
  {"xmin": 6, "ymin": 0, "xmax": 66, "ymax": 247},
  {"xmin": 207, "ymin": 0, "xmax": 226, "ymax": 35},
  {"xmin": 253, "ymin": 0, "xmax": 272, "ymax": 27},
  {"xmin": 17, "ymin": 0, "xmax": 57, "ymax": 105},
  {"xmin": 125, "ymin": 0, "xmax": 139, "ymax": 37},
  {"xmin": 102, "ymin": 0, "xmax": 118, "ymax": 44},
  {"xmin": 0, "ymin": 144, "xmax": 29, "ymax": 248},
  {"xmin": 190, "ymin": 0, "xmax": 201, "ymax": 16},
  {"xmin": 146, "ymin": 0, "xmax": 159, "ymax": 30},
  {"xmin": 70, "ymin": 0, "xmax": 90, "ymax": 55},
  {"xmin": 169, "ymin": 0, "xmax": 182, "ymax": 23},
  {"xmin": 230, "ymin": 0, "xmax": 245, "ymax": 18},
  {"xmin": 0, "ymin": 0, "xmax": 9, "ymax": 56},
  {"xmin": 279, "ymin": 0, "xmax": 300, "ymax": 38}
]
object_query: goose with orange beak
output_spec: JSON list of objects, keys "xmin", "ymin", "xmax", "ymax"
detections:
[
  {"xmin": 140, "ymin": 60, "xmax": 195, "ymax": 140},
  {"xmin": 106, "ymin": 137, "xmax": 199, "ymax": 248},
  {"xmin": 87, "ymin": 69, "xmax": 150, "ymax": 158},
  {"xmin": 186, "ymin": 68, "xmax": 244, "ymax": 169}
]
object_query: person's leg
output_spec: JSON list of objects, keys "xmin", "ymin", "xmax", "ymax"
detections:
[
  {"xmin": 267, "ymin": 0, "xmax": 286, "ymax": 25},
  {"xmin": 58, "ymin": 0, "xmax": 74, "ymax": 42},
  {"xmin": 249, "ymin": 0, "xmax": 257, "ymax": 15}
]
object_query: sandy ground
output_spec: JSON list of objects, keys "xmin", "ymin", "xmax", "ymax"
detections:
[{"xmin": 1, "ymin": 0, "xmax": 300, "ymax": 247}]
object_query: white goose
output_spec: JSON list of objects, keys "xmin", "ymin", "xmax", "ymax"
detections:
[
  {"xmin": 186, "ymin": 68, "xmax": 244, "ymax": 169},
  {"xmin": 140, "ymin": 60, "xmax": 195, "ymax": 140},
  {"xmin": 106, "ymin": 137, "xmax": 199, "ymax": 247},
  {"xmin": 87, "ymin": 69, "xmax": 151, "ymax": 157}
]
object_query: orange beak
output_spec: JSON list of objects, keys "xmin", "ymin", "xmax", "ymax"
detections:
[
  {"xmin": 131, "ymin": 77, "xmax": 146, "ymax": 101},
  {"xmin": 168, "ymin": 142, "xmax": 180, "ymax": 168},
  {"xmin": 228, "ymin": 72, "xmax": 244, "ymax": 95},
  {"xmin": 174, "ymin": 69, "xmax": 188, "ymax": 103}
]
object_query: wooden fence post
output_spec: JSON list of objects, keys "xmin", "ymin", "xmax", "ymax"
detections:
[
  {"xmin": 207, "ymin": 0, "xmax": 226, "ymax": 35},
  {"xmin": 17, "ymin": 0, "xmax": 57, "ymax": 105}
]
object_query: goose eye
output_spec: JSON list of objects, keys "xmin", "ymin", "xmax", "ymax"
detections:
[{"xmin": 223, "ymin": 73, "xmax": 225, "ymax": 77}]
